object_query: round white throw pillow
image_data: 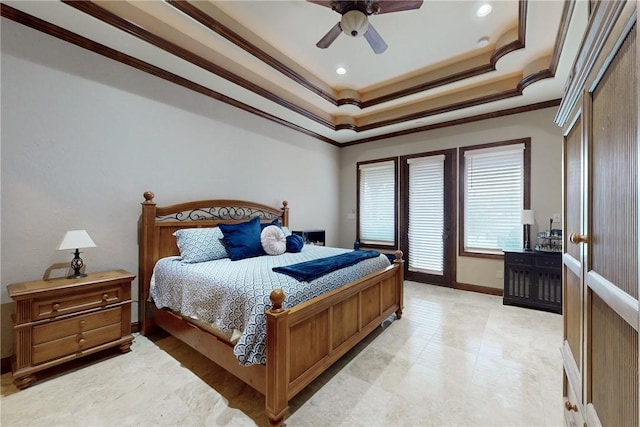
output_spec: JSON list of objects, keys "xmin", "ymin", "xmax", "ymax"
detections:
[{"xmin": 261, "ymin": 225, "xmax": 286, "ymax": 255}]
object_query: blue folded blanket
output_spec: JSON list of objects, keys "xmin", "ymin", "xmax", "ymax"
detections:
[{"xmin": 272, "ymin": 250, "xmax": 381, "ymax": 282}]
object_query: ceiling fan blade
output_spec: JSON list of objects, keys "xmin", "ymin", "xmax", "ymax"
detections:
[
  {"xmin": 375, "ymin": 0, "xmax": 423, "ymax": 14},
  {"xmin": 306, "ymin": 0, "xmax": 335, "ymax": 9},
  {"xmin": 363, "ymin": 23, "xmax": 387, "ymax": 54},
  {"xmin": 316, "ymin": 22, "xmax": 343, "ymax": 49}
]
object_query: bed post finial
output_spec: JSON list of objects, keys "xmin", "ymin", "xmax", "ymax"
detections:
[
  {"xmin": 143, "ymin": 191, "xmax": 155, "ymax": 203},
  {"xmin": 394, "ymin": 250, "xmax": 404, "ymax": 262},
  {"xmin": 269, "ymin": 289, "xmax": 285, "ymax": 312},
  {"xmin": 281, "ymin": 201, "xmax": 289, "ymax": 228}
]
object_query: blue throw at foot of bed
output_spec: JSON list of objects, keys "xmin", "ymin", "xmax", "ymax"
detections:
[{"xmin": 272, "ymin": 250, "xmax": 381, "ymax": 282}]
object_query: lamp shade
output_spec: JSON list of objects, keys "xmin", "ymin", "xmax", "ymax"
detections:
[
  {"xmin": 57, "ymin": 230, "xmax": 96, "ymax": 250},
  {"xmin": 521, "ymin": 209, "xmax": 535, "ymax": 225}
]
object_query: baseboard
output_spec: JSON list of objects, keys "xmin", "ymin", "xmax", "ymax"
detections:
[
  {"xmin": 1, "ymin": 356, "xmax": 10, "ymax": 375},
  {"xmin": 454, "ymin": 281, "xmax": 503, "ymax": 296},
  {"xmin": 1, "ymin": 321, "xmax": 142, "ymax": 376}
]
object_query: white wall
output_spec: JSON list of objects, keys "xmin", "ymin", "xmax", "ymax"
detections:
[
  {"xmin": 0, "ymin": 18, "xmax": 565, "ymax": 360},
  {"xmin": 0, "ymin": 19, "xmax": 340, "ymax": 358},
  {"xmin": 339, "ymin": 107, "xmax": 563, "ymax": 289}
]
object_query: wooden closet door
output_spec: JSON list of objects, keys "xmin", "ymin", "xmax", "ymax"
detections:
[
  {"xmin": 578, "ymin": 23, "xmax": 638, "ymax": 427},
  {"xmin": 562, "ymin": 113, "xmax": 584, "ymax": 423}
]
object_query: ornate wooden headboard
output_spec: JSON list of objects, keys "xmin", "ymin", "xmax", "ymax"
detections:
[{"xmin": 138, "ymin": 191, "xmax": 289, "ymax": 333}]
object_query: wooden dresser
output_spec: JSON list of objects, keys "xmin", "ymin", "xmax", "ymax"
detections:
[{"xmin": 7, "ymin": 270, "xmax": 134, "ymax": 389}]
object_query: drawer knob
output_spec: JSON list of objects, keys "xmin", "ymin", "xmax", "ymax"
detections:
[
  {"xmin": 102, "ymin": 293, "xmax": 109, "ymax": 302},
  {"xmin": 52, "ymin": 303, "xmax": 60, "ymax": 312},
  {"xmin": 565, "ymin": 400, "xmax": 578, "ymax": 412},
  {"xmin": 569, "ymin": 233, "xmax": 588, "ymax": 244},
  {"xmin": 79, "ymin": 320, "xmax": 86, "ymax": 328},
  {"xmin": 78, "ymin": 338, "xmax": 85, "ymax": 346}
]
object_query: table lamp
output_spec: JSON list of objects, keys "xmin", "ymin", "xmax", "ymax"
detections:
[
  {"xmin": 521, "ymin": 209, "xmax": 535, "ymax": 251},
  {"xmin": 57, "ymin": 230, "xmax": 96, "ymax": 278}
]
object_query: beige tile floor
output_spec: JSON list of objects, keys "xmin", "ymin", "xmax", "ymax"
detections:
[{"xmin": 1, "ymin": 281, "xmax": 563, "ymax": 427}]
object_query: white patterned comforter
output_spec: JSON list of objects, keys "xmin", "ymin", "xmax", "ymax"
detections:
[{"xmin": 150, "ymin": 245, "xmax": 390, "ymax": 366}]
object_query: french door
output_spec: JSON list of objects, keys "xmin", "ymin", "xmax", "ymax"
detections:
[{"xmin": 400, "ymin": 149, "xmax": 456, "ymax": 286}]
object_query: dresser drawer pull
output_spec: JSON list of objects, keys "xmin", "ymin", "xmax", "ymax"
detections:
[
  {"xmin": 79, "ymin": 320, "xmax": 86, "ymax": 329},
  {"xmin": 52, "ymin": 303, "xmax": 60, "ymax": 312},
  {"xmin": 102, "ymin": 294, "xmax": 109, "ymax": 302},
  {"xmin": 77, "ymin": 334, "xmax": 85, "ymax": 346},
  {"xmin": 565, "ymin": 400, "xmax": 578, "ymax": 412}
]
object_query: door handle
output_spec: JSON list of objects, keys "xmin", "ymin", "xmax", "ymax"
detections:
[{"xmin": 569, "ymin": 233, "xmax": 588, "ymax": 244}]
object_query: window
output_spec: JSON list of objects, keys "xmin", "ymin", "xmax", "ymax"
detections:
[
  {"xmin": 459, "ymin": 139, "xmax": 531, "ymax": 257},
  {"xmin": 357, "ymin": 158, "xmax": 397, "ymax": 247}
]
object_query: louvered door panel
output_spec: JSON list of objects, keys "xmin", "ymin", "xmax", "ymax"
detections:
[{"xmin": 587, "ymin": 22, "xmax": 638, "ymax": 427}]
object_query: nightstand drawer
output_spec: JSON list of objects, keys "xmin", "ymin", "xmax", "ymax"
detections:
[
  {"xmin": 32, "ymin": 322, "xmax": 122, "ymax": 365},
  {"xmin": 32, "ymin": 286, "xmax": 123, "ymax": 320},
  {"xmin": 33, "ymin": 307, "xmax": 122, "ymax": 344}
]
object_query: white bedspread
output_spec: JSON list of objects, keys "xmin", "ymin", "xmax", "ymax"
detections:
[{"xmin": 150, "ymin": 245, "xmax": 391, "ymax": 365}]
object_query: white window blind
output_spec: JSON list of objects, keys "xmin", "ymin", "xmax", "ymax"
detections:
[
  {"xmin": 464, "ymin": 143, "xmax": 525, "ymax": 254},
  {"xmin": 408, "ymin": 155, "xmax": 445, "ymax": 275},
  {"xmin": 359, "ymin": 161, "xmax": 395, "ymax": 246}
]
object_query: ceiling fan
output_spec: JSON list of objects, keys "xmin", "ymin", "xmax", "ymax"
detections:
[{"xmin": 308, "ymin": 0, "xmax": 423, "ymax": 54}]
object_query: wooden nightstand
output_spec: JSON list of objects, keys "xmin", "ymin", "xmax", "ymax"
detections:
[{"xmin": 7, "ymin": 269, "xmax": 135, "ymax": 389}]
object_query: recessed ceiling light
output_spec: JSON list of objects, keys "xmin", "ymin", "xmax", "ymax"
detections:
[
  {"xmin": 477, "ymin": 4, "xmax": 492, "ymax": 17},
  {"xmin": 336, "ymin": 67, "xmax": 347, "ymax": 75},
  {"xmin": 477, "ymin": 37, "xmax": 490, "ymax": 48}
]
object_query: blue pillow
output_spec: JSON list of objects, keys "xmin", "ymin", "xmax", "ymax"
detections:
[
  {"xmin": 286, "ymin": 234, "xmax": 304, "ymax": 253},
  {"xmin": 173, "ymin": 227, "xmax": 228, "ymax": 263},
  {"xmin": 219, "ymin": 217, "xmax": 265, "ymax": 261},
  {"xmin": 260, "ymin": 219, "xmax": 281, "ymax": 230}
]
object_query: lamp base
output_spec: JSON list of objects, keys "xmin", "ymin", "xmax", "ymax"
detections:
[
  {"xmin": 523, "ymin": 224, "xmax": 532, "ymax": 251},
  {"xmin": 68, "ymin": 249, "xmax": 87, "ymax": 279}
]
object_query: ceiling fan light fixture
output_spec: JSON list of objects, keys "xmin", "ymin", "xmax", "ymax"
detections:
[
  {"xmin": 340, "ymin": 10, "xmax": 369, "ymax": 37},
  {"xmin": 336, "ymin": 67, "xmax": 347, "ymax": 75}
]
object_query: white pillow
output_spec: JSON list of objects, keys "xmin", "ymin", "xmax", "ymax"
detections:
[{"xmin": 261, "ymin": 225, "xmax": 286, "ymax": 255}]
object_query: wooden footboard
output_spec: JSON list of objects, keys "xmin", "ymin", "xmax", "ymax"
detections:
[
  {"xmin": 265, "ymin": 253, "xmax": 403, "ymax": 425},
  {"xmin": 138, "ymin": 192, "xmax": 404, "ymax": 426}
]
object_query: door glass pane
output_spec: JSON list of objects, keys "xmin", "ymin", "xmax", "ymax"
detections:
[{"xmin": 408, "ymin": 155, "xmax": 444, "ymax": 275}]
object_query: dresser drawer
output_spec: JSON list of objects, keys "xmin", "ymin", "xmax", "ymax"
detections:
[
  {"xmin": 504, "ymin": 253, "xmax": 533, "ymax": 266},
  {"xmin": 536, "ymin": 255, "xmax": 562, "ymax": 269},
  {"xmin": 32, "ymin": 322, "xmax": 122, "ymax": 365},
  {"xmin": 32, "ymin": 307, "xmax": 122, "ymax": 345},
  {"xmin": 32, "ymin": 286, "xmax": 123, "ymax": 320}
]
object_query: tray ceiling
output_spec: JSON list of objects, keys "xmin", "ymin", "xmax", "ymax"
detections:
[{"xmin": 1, "ymin": 1, "xmax": 589, "ymax": 145}]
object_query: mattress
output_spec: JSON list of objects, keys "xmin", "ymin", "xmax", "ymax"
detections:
[{"xmin": 150, "ymin": 245, "xmax": 391, "ymax": 365}]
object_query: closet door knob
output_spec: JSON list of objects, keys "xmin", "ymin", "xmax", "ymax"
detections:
[
  {"xmin": 564, "ymin": 400, "xmax": 578, "ymax": 412},
  {"xmin": 569, "ymin": 233, "xmax": 588, "ymax": 244}
]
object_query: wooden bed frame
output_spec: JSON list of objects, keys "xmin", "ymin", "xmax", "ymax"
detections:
[{"xmin": 138, "ymin": 191, "xmax": 404, "ymax": 426}]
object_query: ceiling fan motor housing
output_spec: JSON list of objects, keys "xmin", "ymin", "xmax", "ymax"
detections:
[{"xmin": 340, "ymin": 10, "xmax": 369, "ymax": 37}]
